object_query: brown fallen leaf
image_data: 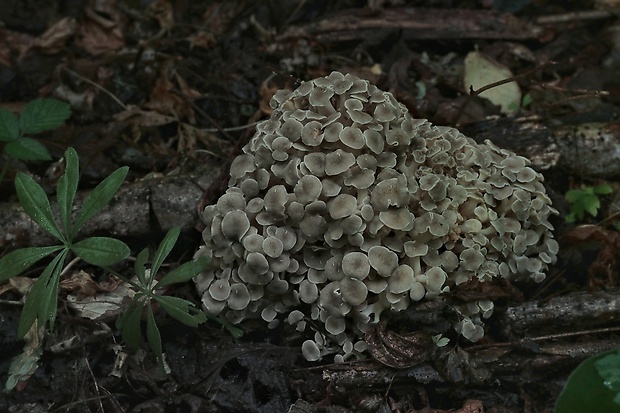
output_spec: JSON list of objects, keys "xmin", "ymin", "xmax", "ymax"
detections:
[
  {"xmin": 365, "ymin": 320, "xmax": 431, "ymax": 368},
  {"xmin": 75, "ymin": 6, "xmax": 125, "ymax": 56},
  {"xmin": 32, "ymin": 17, "xmax": 78, "ymax": 55},
  {"xmin": 60, "ymin": 270, "xmax": 123, "ymax": 300}
]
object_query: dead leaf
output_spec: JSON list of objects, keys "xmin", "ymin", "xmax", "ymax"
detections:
[
  {"xmin": 0, "ymin": 276, "xmax": 35, "ymax": 297},
  {"xmin": 0, "ymin": 29, "xmax": 36, "ymax": 65},
  {"xmin": 60, "ymin": 270, "xmax": 122, "ymax": 300},
  {"xmin": 258, "ymin": 78, "xmax": 282, "ymax": 116},
  {"xmin": 66, "ymin": 279, "xmax": 135, "ymax": 321},
  {"xmin": 178, "ymin": 122, "xmax": 229, "ymax": 155},
  {"xmin": 365, "ymin": 321, "xmax": 430, "ymax": 368},
  {"xmin": 6, "ymin": 323, "xmax": 44, "ymax": 392},
  {"xmin": 114, "ymin": 106, "xmax": 176, "ymax": 126},
  {"xmin": 32, "ymin": 17, "xmax": 78, "ymax": 54},
  {"xmin": 436, "ymin": 347, "xmax": 491, "ymax": 385},
  {"xmin": 147, "ymin": 0, "xmax": 175, "ymax": 31},
  {"xmin": 144, "ymin": 70, "xmax": 198, "ymax": 122},
  {"xmin": 188, "ymin": 31, "xmax": 217, "ymax": 49},
  {"xmin": 463, "ymin": 50, "xmax": 521, "ymax": 114},
  {"xmin": 75, "ymin": 7, "xmax": 125, "ymax": 56},
  {"xmin": 53, "ymin": 83, "xmax": 97, "ymax": 112},
  {"xmin": 202, "ymin": 1, "xmax": 246, "ymax": 38}
]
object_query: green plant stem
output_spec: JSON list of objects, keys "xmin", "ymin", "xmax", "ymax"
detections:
[
  {"xmin": 104, "ymin": 266, "xmax": 243, "ymax": 337},
  {"xmin": 0, "ymin": 160, "xmax": 9, "ymax": 185}
]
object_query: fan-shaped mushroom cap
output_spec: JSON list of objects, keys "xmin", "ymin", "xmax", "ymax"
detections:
[
  {"xmin": 371, "ymin": 178, "xmax": 409, "ymax": 211},
  {"xmin": 262, "ymin": 236, "xmax": 284, "ymax": 258},
  {"xmin": 328, "ymin": 194, "xmax": 357, "ymax": 220},
  {"xmin": 368, "ymin": 246, "xmax": 399, "ymax": 277},
  {"xmin": 409, "ymin": 282, "xmax": 426, "ymax": 301},
  {"xmin": 230, "ymin": 154, "xmax": 256, "ymax": 180},
  {"xmin": 459, "ymin": 318, "xmax": 484, "ymax": 342},
  {"xmin": 246, "ymin": 252, "xmax": 270, "ymax": 274},
  {"xmin": 209, "ymin": 279, "xmax": 231, "ymax": 301},
  {"xmin": 299, "ymin": 279, "xmax": 319, "ymax": 304},
  {"xmin": 340, "ymin": 277, "xmax": 368, "ymax": 306},
  {"xmin": 319, "ymin": 281, "xmax": 351, "ymax": 316},
  {"xmin": 379, "ymin": 208, "xmax": 414, "ymax": 230},
  {"xmin": 325, "ymin": 316, "xmax": 346, "ymax": 335},
  {"xmin": 325, "ymin": 149, "xmax": 356, "ymax": 176},
  {"xmin": 341, "ymin": 252, "xmax": 370, "ymax": 279},
  {"xmin": 388, "ymin": 265, "xmax": 414, "ymax": 294},
  {"xmin": 339, "ymin": 126, "xmax": 365, "ymax": 149},
  {"xmin": 228, "ymin": 283, "xmax": 251, "ymax": 310},
  {"xmin": 221, "ymin": 210, "xmax": 250, "ymax": 241},
  {"xmin": 303, "ymin": 153, "xmax": 326, "ymax": 176},
  {"xmin": 264, "ymin": 185, "xmax": 288, "ymax": 214},
  {"xmin": 302, "ymin": 340, "xmax": 321, "ymax": 361}
]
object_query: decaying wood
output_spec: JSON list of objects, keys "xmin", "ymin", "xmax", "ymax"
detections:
[
  {"xmin": 320, "ymin": 289, "xmax": 620, "ymax": 407},
  {"xmin": 0, "ymin": 162, "xmax": 222, "ymax": 249},
  {"xmin": 461, "ymin": 117, "xmax": 620, "ymax": 178},
  {"xmin": 276, "ymin": 8, "xmax": 542, "ymax": 43},
  {"xmin": 2, "ymin": 117, "xmax": 620, "ymax": 250},
  {"xmin": 501, "ymin": 290, "xmax": 620, "ymax": 336}
]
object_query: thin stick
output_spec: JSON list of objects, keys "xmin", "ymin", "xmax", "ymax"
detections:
[
  {"xmin": 452, "ymin": 60, "xmax": 557, "ymax": 126},
  {"xmin": 62, "ymin": 67, "xmax": 128, "ymax": 110}
]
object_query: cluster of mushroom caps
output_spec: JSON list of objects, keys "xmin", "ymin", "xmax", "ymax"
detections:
[{"xmin": 194, "ymin": 71, "xmax": 559, "ymax": 362}]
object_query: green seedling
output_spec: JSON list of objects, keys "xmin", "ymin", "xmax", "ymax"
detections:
[
  {"xmin": 432, "ymin": 333, "xmax": 450, "ymax": 347},
  {"xmin": 0, "ymin": 147, "xmax": 130, "ymax": 337},
  {"xmin": 565, "ymin": 184, "xmax": 612, "ymax": 223},
  {"xmin": 0, "ymin": 98, "xmax": 71, "ymax": 183},
  {"xmin": 110, "ymin": 227, "xmax": 241, "ymax": 372},
  {"xmin": 113, "ymin": 227, "xmax": 210, "ymax": 372}
]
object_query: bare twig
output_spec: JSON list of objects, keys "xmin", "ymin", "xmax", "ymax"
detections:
[
  {"xmin": 536, "ymin": 10, "xmax": 616, "ymax": 24},
  {"xmin": 452, "ymin": 61, "xmax": 557, "ymax": 126},
  {"xmin": 62, "ymin": 67, "xmax": 128, "ymax": 110}
]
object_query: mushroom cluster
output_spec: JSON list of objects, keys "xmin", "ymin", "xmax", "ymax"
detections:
[{"xmin": 194, "ymin": 71, "xmax": 559, "ymax": 361}]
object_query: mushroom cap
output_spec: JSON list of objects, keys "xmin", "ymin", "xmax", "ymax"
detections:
[
  {"xmin": 325, "ymin": 149, "xmax": 356, "ymax": 176},
  {"xmin": 341, "ymin": 252, "xmax": 370, "ymax": 279},
  {"xmin": 319, "ymin": 281, "xmax": 351, "ymax": 316},
  {"xmin": 209, "ymin": 279, "xmax": 231, "ymax": 301},
  {"xmin": 368, "ymin": 246, "xmax": 399, "ymax": 277},
  {"xmin": 379, "ymin": 208, "xmax": 414, "ymax": 230},
  {"xmin": 388, "ymin": 265, "xmax": 414, "ymax": 294},
  {"xmin": 221, "ymin": 210, "xmax": 250, "ymax": 241},
  {"xmin": 228, "ymin": 283, "xmax": 251, "ymax": 310},
  {"xmin": 328, "ymin": 194, "xmax": 358, "ymax": 220},
  {"xmin": 325, "ymin": 315, "xmax": 346, "ymax": 335},
  {"xmin": 371, "ymin": 178, "xmax": 409, "ymax": 211},
  {"xmin": 263, "ymin": 236, "xmax": 284, "ymax": 258},
  {"xmin": 339, "ymin": 126, "xmax": 366, "ymax": 149},
  {"xmin": 299, "ymin": 279, "xmax": 319, "ymax": 304},
  {"xmin": 340, "ymin": 277, "xmax": 368, "ymax": 306},
  {"xmin": 293, "ymin": 175, "xmax": 322, "ymax": 205},
  {"xmin": 302, "ymin": 340, "xmax": 321, "ymax": 361}
]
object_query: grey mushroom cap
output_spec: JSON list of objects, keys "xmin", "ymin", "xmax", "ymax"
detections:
[
  {"xmin": 341, "ymin": 252, "xmax": 371, "ymax": 279},
  {"xmin": 368, "ymin": 246, "xmax": 399, "ymax": 277},
  {"xmin": 302, "ymin": 340, "xmax": 321, "ymax": 361}
]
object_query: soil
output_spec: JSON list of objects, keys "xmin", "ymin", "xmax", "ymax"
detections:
[{"xmin": 1, "ymin": 1, "xmax": 620, "ymax": 412}]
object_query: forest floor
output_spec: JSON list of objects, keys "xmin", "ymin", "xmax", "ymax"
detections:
[{"xmin": 1, "ymin": 0, "xmax": 620, "ymax": 412}]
